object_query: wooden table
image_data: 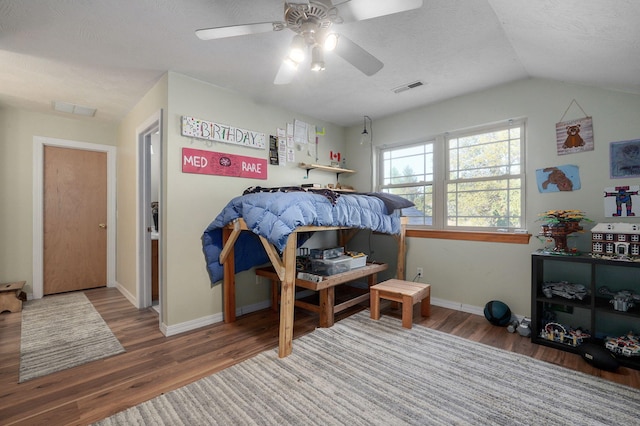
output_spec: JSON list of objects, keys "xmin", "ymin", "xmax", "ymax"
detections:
[
  {"xmin": 0, "ymin": 281, "xmax": 26, "ymax": 313},
  {"xmin": 256, "ymin": 262, "xmax": 388, "ymax": 328}
]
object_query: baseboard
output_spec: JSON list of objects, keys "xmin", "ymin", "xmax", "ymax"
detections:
[
  {"xmin": 161, "ymin": 299, "xmax": 273, "ymax": 337},
  {"xmin": 163, "ymin": 312, "xmax": 223, "ymax": 336},
  {"xmin": 154, "ymin": 295, "xmax": 517, "ymax": 337},
  {"xmin": 431, "ymin": 298, "xmax": 485, "ymax": 317},
  {"xmin": 432, "ymin": 297, "xmax": 523, "ymax": 320},
  {"xmin": 115, "ymin": 282, "xmax": 137, "ymax": 307}
]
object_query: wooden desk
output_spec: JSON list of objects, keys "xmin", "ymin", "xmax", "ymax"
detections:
[{"xmin": 256, "ymin": 262, "xmax": 388, "ymax": 328}]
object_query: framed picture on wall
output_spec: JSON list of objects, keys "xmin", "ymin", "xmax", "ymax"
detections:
[
  {"xmin": 555, "ymin": 116, "xmax": 594, "ymax": 155},
  {"xmin": 610, "ymin": 139, "xmax": 640, "ymax": 178}
]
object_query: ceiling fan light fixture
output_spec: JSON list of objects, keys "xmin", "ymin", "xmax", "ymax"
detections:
[
  {"xmin": 282, "ymin": 57, "xmax": 299, "ymax": 70},
  {"xmin": 310, "ymin": 45, "xmax": 325, "ymax": 71},
  {"xmin": 323, "ymin": 32, "xmax": 338, "ymax": 51},
  {"xmin": 288, "ymin": 34, "xmax": 306, "ymax": 63}
]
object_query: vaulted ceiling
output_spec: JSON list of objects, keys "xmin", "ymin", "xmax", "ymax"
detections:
[{"xmin": 0, "ymin": 0, "xmax": 638, "ymax": 126}]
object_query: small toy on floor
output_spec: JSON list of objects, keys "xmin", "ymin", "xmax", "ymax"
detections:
[{"xmin": 506, "ymin": 317, "xmax": 531, "ymax": 337}]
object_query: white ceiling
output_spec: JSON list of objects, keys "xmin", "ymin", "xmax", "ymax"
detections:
[{"xmin": 0, "ymin": 0, "xmax": 638, "ymax": 127}]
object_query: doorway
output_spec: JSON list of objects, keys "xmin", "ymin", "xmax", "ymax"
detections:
[
  {"xmin": 137, "ymin": 111, "xmax": 163, "ymax": 317},
  {"xmin": 32, "ymin": 137, "xmax": 116, "ymax": 299}
]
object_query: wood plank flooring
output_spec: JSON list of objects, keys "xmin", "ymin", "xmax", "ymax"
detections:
[{"xmin": 1, "ymin": 287, "xmax": 638, "ymax": 425}]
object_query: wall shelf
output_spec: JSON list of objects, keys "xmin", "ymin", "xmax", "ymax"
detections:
[{"xmin": 299, "ymin": 163, "xmax": 356, "ymax": 180}]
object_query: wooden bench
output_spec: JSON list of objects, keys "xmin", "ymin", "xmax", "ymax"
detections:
[
  {"xmin": 0, "ymin": 281, "xmax": 26, "ymax": 313},
  {"xmin": 370, "ymin": 279, "xmax": 431, "ymax": 329},
  {"xmin": 256, "ymin": 262, "xmax": 388, "ymax": 328}
]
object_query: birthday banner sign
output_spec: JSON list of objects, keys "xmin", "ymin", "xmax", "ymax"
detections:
[
  {"xmin": 182, "ymin": 147, "xmax": 267, "ymax": 180},
  {"xmin": 181, "ymin": 116, "xmax": 266, "ymax": 149}
]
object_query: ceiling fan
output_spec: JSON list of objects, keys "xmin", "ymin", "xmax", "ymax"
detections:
[{"xmin": 196, "ymin": 0, "xmax": 423, "ymax": 84}]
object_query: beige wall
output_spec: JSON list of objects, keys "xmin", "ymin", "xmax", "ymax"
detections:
[
  {"xmin": 344, "ymin": 78, "xmax": 640, "ymax": 316},
  {"xmin": 0, "ymin": 107, "xmax": 117, "ymax": 294},
  {"xmin": 162, "ymin": 72, "xmax": 346, "ymax": 326},
  {"xmin": 115, "ymin": 74, "xmax": 168, "ymax": 302},
  {"xmin": 5, "ymin": 74, "xmax": 639, "ymax": 328}
]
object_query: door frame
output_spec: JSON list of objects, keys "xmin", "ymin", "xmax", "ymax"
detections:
[
  {"xmin": 32, "ymin": 136, "xmax": 117, "ymax": 299},
  {"xmin": 136, "ymin": 111, "xmax": 163, "ymax": 312}
]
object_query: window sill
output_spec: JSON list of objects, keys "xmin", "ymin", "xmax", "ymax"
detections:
[{"xmin": 405, "ymin": 228, "xmax": 532, "ymax": 244}]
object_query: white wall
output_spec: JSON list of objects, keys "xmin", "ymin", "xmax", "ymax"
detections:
[{"xmin": 344, "ymin": 78, "xmax": 640, "ymax": 316}]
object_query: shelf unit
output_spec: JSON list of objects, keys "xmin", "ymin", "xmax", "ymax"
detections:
[
  {"xmin": 531, "ymin": 251, "xmax": 640, "ymax": 370},
  {"xmin": 298, "ymin": 163, "xmax": 356, "ymax": 180}
]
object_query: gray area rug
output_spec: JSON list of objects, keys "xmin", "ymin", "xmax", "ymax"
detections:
[
  {"xmin": 96, "ymin": 311, "xmax": 640, "ymax": 425},
  {"xmin": 19, "ymin": 292, "xmax": 124, "ymax": 383}
]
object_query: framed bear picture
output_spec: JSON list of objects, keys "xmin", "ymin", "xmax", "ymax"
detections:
[{"xmin": 555, "ymin": 116, "xmax": 594, "ymax": 155}]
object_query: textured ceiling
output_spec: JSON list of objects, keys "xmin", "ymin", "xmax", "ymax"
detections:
[{"xmin": 0, "ymin": 0, "xmax": 638, "ymax": 126}]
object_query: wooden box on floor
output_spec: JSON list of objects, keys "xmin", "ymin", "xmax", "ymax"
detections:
[{"xmin": 0, "ymin": 281, "xmax": 26, "ymax": 313}]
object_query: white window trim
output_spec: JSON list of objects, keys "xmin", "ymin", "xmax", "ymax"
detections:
[
  {"xmin": 377, "ymin": 119, "xmax": 526, "ymax": 232},
  {"xmin": 443, "ymin": 119, "xmax": 526, "ymax": 231}
]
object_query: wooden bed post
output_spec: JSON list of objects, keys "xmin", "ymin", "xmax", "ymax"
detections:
[
  {"xmin": 278, "ymin": 231, "xmax": 298, "ymax": 358},
  {"xmin": 222, "ymin": 226, "xmax": 236, "ymax": 323},
  {"xmin": 396, "ymin": 216, "xmax": 408, "ymax": 280}
]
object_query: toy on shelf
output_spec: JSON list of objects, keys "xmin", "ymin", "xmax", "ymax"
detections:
[
  {"xmin": 542, "ymin": 281, "xmax": 588, "ymax": 300},
  {"xmin": 537, "ymin": 210, "xmax": 590, "ymax": 255},
  {"xmin": 598, "ymin": 286, "xmax": 640, "ymax": 312},
  {"xmin": 605, "ymin": 332, "xmax": 640, "ymax": 357},
  {"xmin": 540, "ymin": 322, "xmax": 590, "ymax": 347},
  {"xmin": 590, "ymin": 223, "xmax": 640, "ymax": 261}
]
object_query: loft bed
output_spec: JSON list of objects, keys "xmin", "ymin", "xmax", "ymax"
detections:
[{"xmin": 202, "ymin": 188, "xmax": 412, "ymax": 357}]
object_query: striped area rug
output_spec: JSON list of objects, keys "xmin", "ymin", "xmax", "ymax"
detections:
[
  {"xmin": 96, "ymin": 311, "xmax": 640, "ymax": 425},
  {"xmin": 19, "ymin": 292, "xmax": 124, "ymax": 383}
]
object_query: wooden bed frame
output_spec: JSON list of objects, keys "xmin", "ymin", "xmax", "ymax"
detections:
[{"xmin": 219, "ymin": 216, "xmax": 407, "ymax": 358}]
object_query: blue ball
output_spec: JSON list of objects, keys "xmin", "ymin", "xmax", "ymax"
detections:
[{"xmin": 484, "ymin": 300, "xmax": 511, "ymax": 326}]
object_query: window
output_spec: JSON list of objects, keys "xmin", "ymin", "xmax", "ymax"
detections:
[
  {"xmin": 380, "ymin": 142, "xmax": 434, "ymax": 226},
  {"xmin": 379, "ymin": 120, "xmax": 525, "ymax": 231}
]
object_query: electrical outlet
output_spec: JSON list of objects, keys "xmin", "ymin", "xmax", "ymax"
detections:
[{"xmin": 417, "ymin": 267, "xmax": 423, "ymax": 278}]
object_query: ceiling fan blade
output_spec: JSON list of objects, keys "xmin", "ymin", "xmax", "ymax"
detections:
[
  {"xmin": 274, "ymin": 61, "xmax": 297, "ymax": 85},
  {"xmin": 334, "ymin": 0, "xmax": 423, "ymax": 22},
  {"xmin": 196, "ymin": 22, "xmax": 279, "ymax": 40},
  {"xmin": 334, "ymin": 34, "xmax": 383, "ymax": 76}
]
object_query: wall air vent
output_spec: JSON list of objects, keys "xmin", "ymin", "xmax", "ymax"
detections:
[{"xmin": 392, "ymin": 80, "xmax": 424, "ymax": 94}]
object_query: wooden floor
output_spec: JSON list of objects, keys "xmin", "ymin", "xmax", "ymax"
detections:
[{"xmin": 1, "ymin": 287, "xmax": 639, "ymax": 426}]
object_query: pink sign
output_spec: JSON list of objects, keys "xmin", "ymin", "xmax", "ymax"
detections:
[{"xmin": 182, "ymin": 148, "xmax": 267, "ymax": 180}]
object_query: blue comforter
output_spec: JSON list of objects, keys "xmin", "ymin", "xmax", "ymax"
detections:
[{"xmin": 202, "ymin": 191, "xmax": 405, "ymax": 284}]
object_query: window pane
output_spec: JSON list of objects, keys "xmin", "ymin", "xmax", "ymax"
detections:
[
  {"xmin": 383, "ymin": 144, "xmax": 433, "ymax": 185},
  {"xmin": 449, "ymin": 139, "xmax": 514, "ymax": 179},
  {"xmin": 447, "ymin": 181, "xmax": 521, "ymax": 222},
  {"xmin": 384, "ymin": 185, "xmax": 432, "ymax": 226}
]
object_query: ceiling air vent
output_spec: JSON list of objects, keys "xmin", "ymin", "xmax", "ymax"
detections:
[{"xmin": 392, "ymin": 80, "xmax": 424, "ymax": 94}]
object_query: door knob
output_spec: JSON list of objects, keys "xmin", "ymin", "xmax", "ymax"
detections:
[{"xmin": 98, "ymin": 223, "xmax": 107, "ymax": 229}]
